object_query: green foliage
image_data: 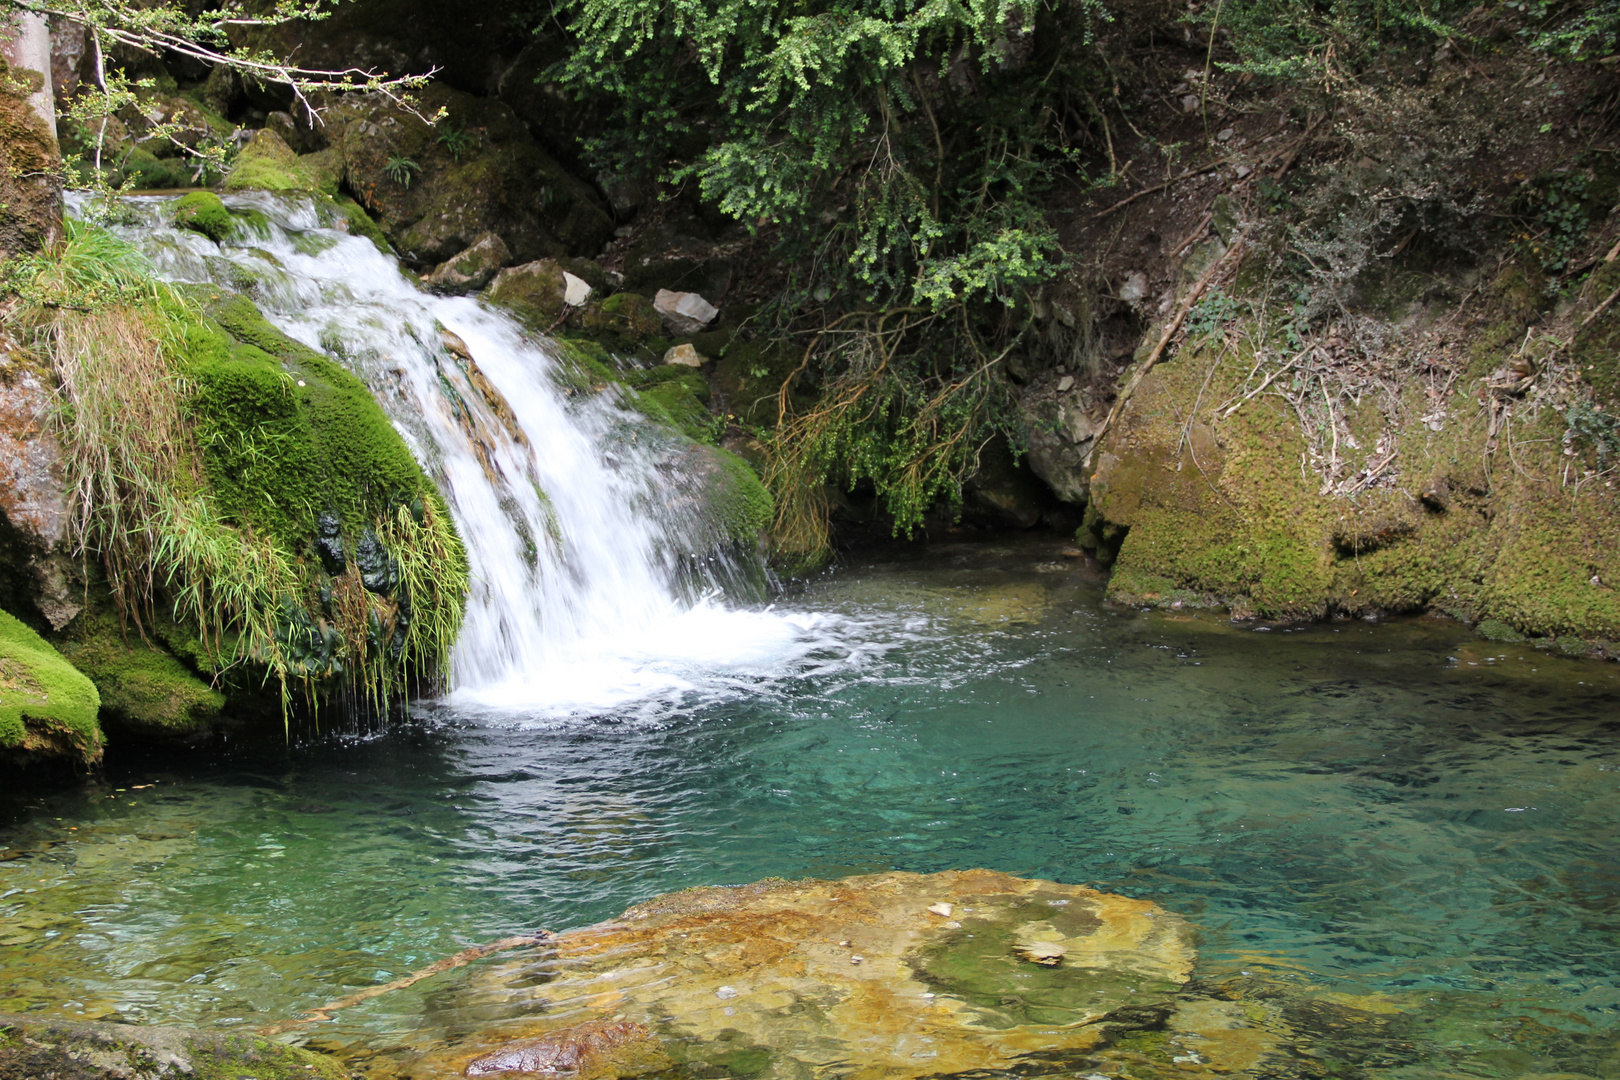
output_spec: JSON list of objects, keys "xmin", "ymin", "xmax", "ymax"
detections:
[
  {"xmin": 384, "ymin": 155, "xmax": 421, "ymax": 187},
  {"xmin": 1565, "ymin": 399, "xmax": 1620, "ymax": 466},
  {"xmin": 1528, "ymin": 0, "xmax": 1620, "ymax": 58},
  {"xmin": 1194, "ymin": 0, "xmax": 1468, "ymax": 81},
  {"xmin": 1514, "ymin": 170, "xmax": 1595, "ymax": 278},
  {"xmin": 436, "ymin": 125, "xmax": 473, "ymax": 161}
]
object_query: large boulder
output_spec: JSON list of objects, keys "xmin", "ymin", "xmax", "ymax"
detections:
[
  {"xmin": 393, "ymin": 870, "xmax": 1196, "ymax": 1080},
  {"xmin": 425, "ymin": 231, "xmax": 510, "ymax": 295},
  {"xmin": 0, "ymin": 42, "xmax": 60, "ymax": 261},
  {"xmin": 325, "ymin": 85, "xmax": 613, "ymax": 268}
]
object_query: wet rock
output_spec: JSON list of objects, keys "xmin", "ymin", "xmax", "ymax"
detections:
[
  {"xmin": 653, "ymin": 289, "xmax": 719, "ymax": 335},
  {"xmin": 426, "ymin": 231, "xmax": 511, "ymax": 295},
  {"xmin": 223, "ymin": 128, "xmax": 332, "ymax": 195},
  {"xmin": 313, "ymin": 512, "xmax": 346, "ymax": 574},
  {"xmin": 464, "ymin": 1020, "xmax": 671, "ymax": 1079},
  {"xmin": 355, "ymin": 529, "xmax": 399, "ymax": 596},
  {"xmin": 485, "ymin": 259, "xmax": 570, "ymax": 330},
  {"xmin": 0, "ymin": 1012, "xmax": 350, "ymax": 1079},
  {"xmin": 0, "ymin": 346, "xmax": 82, "ymax": 630},
  {"xmin": 399, "ymin": 869, "xmax": 1195, "ymax": 1080}
]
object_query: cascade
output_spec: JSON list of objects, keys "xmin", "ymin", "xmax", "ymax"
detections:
[{"xmin": 89, "ymin": 192, "xmax": 845, "ymax": 718}]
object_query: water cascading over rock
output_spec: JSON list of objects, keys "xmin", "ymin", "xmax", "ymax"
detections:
[{"xmin": 100, "ymin": 192, "xmax": 800, "ymax": 716}]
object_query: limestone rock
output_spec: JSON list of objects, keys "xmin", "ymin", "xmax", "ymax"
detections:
[
  {"xmin": 425, "ymin": 232, "xmax": 511, "ymax": 295},
  {"xmin": 654, "ymin": 289, "xmax": 719, "ymax": 335},
  {"xmin": 662, "ymin": 343, "xmax": 703, "ymax": 367},
  {"xmin": 563, "ymin": 270, "xmax": 592, "ymax": 307},
  {"xmin": 1119, "ymin": 271, "xmax": 1149, "ymax": 303},
  {"xmin": 0, "ymin": 347, "xmax": 82, "ymax": 629},
  {"xmin": 398, "ymin": 869, "xmax": 1195, "ymax": 1080}
]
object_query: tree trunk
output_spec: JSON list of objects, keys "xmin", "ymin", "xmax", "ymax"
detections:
[{"xmin": 0, "ymin": 12, "xmax": 63, "ymax": 260}]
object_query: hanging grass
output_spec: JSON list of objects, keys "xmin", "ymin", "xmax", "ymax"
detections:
[{"xmin": 4, "ymin": 221, "xmax": 467, "ymax": 724}]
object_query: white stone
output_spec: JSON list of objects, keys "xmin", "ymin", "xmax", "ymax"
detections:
[
  {"xmin": 562, "ymin": 271, "xmax": 592, "ymax": 307},
  {"xmin": 927, "ymin": 902, "xmax": 954, "ymax": 917},
  {"xmin": 654, "ymin": 288, "xmax": 719, "ymax": 334},
  {"xmin": 663, "ymin": 344, "xmax": 704, "ymax": 368},
  {"xmin": 1056, "ymin": 375, "xmax": 1075, "ymax": 393},
  {"xmin": 1119, "ymin": 271, "xmax": 1149, "ymax": 303},
  {"xmin": 715, "ymin": 985, "xmax": 738, "ymax": 999}
]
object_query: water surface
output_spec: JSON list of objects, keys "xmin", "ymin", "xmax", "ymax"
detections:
[{"xmin": 3, "ymin": 541, "xmax": 1618, "ymax": 1076}]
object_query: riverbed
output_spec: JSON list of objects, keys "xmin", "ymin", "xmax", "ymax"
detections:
[{"xmin": 3, "ymin": 539, "xmax": 1618, "ymax": 1076}]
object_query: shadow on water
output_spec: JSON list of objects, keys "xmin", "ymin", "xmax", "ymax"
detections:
[{"xmin": 2, "ymin": 538, "xmax": 1618, "ymax": 1076}]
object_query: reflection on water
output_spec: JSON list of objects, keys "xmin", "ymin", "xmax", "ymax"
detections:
[{"xmin": 2, "ymin": 540, "xmax": 1618, "ymax": 1076}]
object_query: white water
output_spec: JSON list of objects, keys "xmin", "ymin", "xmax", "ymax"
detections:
[{"xmin": 89, "ymin": 193, "xmax": 886, "ymax": 718}]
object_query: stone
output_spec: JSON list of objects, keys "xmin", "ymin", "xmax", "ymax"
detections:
[
  {"xmin": 653, "ymin": 288, "xmax": 719, "ymax": 334},
  {"xmin": 662, "ymin": 343, "xmax": 703, "ymax": 367},
  {"xmin": 398, "ymin": 870, "xmax": 1196, "ymax": 1080},
  {"xmin": 0, "ymin": 1012, "xmax": 350, "ymax": 1079},
  {"xmin": 0, "ymin": 607, "xmax": 101, "ymax": 766},
  {"xmin": 0, "ymin": 345, "xmax": 82, "ymax": 629},
  {"xmin": 1057, "ymin": 375, "xmax": 1075, "ymax": 392},
  {"xmin": 563, "ymin": 270, "xmax": 592, "ymax": 306},
  {"xmin": 485, "ymin": 258, "xmax": 570, "ymax": 330},
  {"xmin": 463, "ymin": 1020, "xmax": 671, "ymax": 1079},
  {"xmin": 928, "ymin": 902, "xmax": 954, "ymax": 917},
  {"xmin": 1119, "ymin": 271, "xmax": 1149, "ymax": 303},
  {"xmin": 326, "ymin": 85, "xmax": 613, "ymax": 267},
  {"xmin": 425, "ymin": 232, "xmax": 511, "ymax": 295}
]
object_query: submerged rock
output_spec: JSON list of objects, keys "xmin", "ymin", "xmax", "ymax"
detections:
[
  {"xmin": 464, "ymin": 1020, "xmax": 670, "ymax": 1078},
  {"xmin": 395, "ymin": 869, "xmax": 1195, "ymax": 1079},
  {"xmin": 0, "ymin": 1012, "xmax": 350, "ymax": 1079}
]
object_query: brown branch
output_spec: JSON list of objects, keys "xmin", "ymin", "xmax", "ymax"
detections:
[
  {"xmin": 260, "ymin": 932, "xmax": 552, "ymax": 1036},
  {"xmin": 1083, "ymin": 238, "xmax": 1247, "ymax": 470}
]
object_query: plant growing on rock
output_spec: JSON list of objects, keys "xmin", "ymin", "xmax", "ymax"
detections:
[{"xmin": 383, "ymin": 154, "xmax": 421, "ymax": 188}]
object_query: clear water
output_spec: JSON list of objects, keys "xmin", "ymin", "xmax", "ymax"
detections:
[{"xmin": 4, "ymin": 542, "xmax": 1618, "ymax": 1076}]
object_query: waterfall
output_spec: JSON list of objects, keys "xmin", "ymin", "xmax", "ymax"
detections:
[{"xmin": 88, "ymin": 192, "xmax": 848, "ymax": 719}]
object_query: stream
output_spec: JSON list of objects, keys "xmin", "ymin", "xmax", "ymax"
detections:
[{"xmin": 5, "ymin": 195, "xmax": 1618, "ymax": 1078}]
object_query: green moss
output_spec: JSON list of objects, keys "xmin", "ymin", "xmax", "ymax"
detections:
[
  {"xmin": 194, "ymin": 293, "xmax": 432, "ymax": 543},
  {"xmin": 630, "ymin": 379, "xmax": 717, "ymax": 443},
  {"xmin": 331, "ymin": 194, "xmax": 390, "ymax": 255},
  {"xmin": 117, "ymin": 146, "xmax": 192, "ymax": 190},
  {"xmin": 1573, "ymin": 259, "xmax": 1620, "ymax": 408},
  {"xmin": 0, "ymin": 608, "xmax": 102, "ymax": 765},
  {"xmin": 581, "ymin": 291, "xmax": 662, "ymax": 343},
  {"xmin": 171, "ymin": 192, "xmax": 234, "ymax": 241},
  {"xmin": 551, "ymin": 336, "xmax": 622, "ymax": 393},
  {"xmin": 709, "ymin": 447, "xmax": 775, "ymax": 545},
  {"xmin": 223, "ymin": 128, "xmax": 329, "ymax": 195},
  {"xmin": 56, "ymin": 608, "xmax": 224, "ymax": 739}
]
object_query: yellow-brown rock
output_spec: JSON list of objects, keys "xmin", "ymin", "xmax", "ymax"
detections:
[{"xmin": 389, "ymin": 869, "xmax": 1195, "ymax": 1079}]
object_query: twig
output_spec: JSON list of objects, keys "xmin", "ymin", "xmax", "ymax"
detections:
[
  {"xmin": 260, "ymin": 932, "xmax": 552, "ymax": 1035},
  {"xmin": 1168, "ymin": 211, "xmax": 1215, "ymax": 259},
  {"xmin": 1218, "ymin": 346, "xmax": 1309, "ymax": 418},
  {"xmin": 1083, "ymin": 238, "xmax": 1247, "ymax": 469},
  {"xmin": 1578, "ymin": 279, "xmax": 1620, "ymax": 333}
]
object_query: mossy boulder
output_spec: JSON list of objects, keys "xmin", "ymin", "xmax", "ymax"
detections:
[
  {"xmin": 485, "ymin": 258, "xmax": 571, "ymax": 330},
  {"xmin": 579, "ymin": 292, "xmax": 663, "ymax": 346},
  {"xmin": 56, "ymin": 605, "xmax": 223, "ymax": 742},
  {"xmin": 326, "ymin": 84, "xmax": 613, "ymax": 267},
  {"xmin": 171, "ymin": 191, "xmax": 233, "ymax": 240},
  {"xmin": 0, "ymin": 54, "xmax": 61, "ymax": 260},
  {"xmin": 0, "ymin": 607, "xmax": 102, "ymax": 766},
  {"xmin": 0, "ymin": 1012, "xmax": 350, "ymax": 1080},
  {"xmin": 426, "ymin": 231, "xmax": 510, "ymax": 294},
  {"xmin": 622, "ymin": 364, "xmax": 715, "ymax": 443},
  {"xmin": 190, "ymin": 292, "xmax": 437, "ymax": 545},
  {"xmin": 223, "ymin": 129, "xmax": 333, "ymax": 195}
]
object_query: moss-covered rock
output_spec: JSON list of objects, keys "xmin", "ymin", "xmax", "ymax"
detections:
[
  {"xmin": 485, "ymin": 259, "xmax": 571, "ymax": 330},
  {"xmin": 0, "ymin": 1012, "xmax": 350, "ymax": 1080},
  {"xmin": 0, "ymin": 607, "xmax": 101, "ymax": 766},
  {"xmin": 331, "ymin": 194, "xmax": 390, "ymax": 255},
  {"xmin": 223, "ymin": 129, "xmax": 332, "ymax": 195},
  {"xmin": 55, "ymin": 605, "xmax": 223, "ymax": 742},
  {"xmin": 706, "ymin": 446, "xmax": 774, "ymax": 546},
  {"xmin": 578, "ymin": 291, "xmax": 663, "ymax": 349},
  {"xmin": 0, "ymin": 54, "xmax": 60, "ymax": 261},
  {"xmin": 327, "ymin": 84, "xmax": 612, "ymax": 267},
  {"xmin": 192, "ymin": 292, "xmax": 434, "ymax": 545},
  {"xmin": 170, "ymin": 192, "xmax": 235, "ymax": 242}
]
